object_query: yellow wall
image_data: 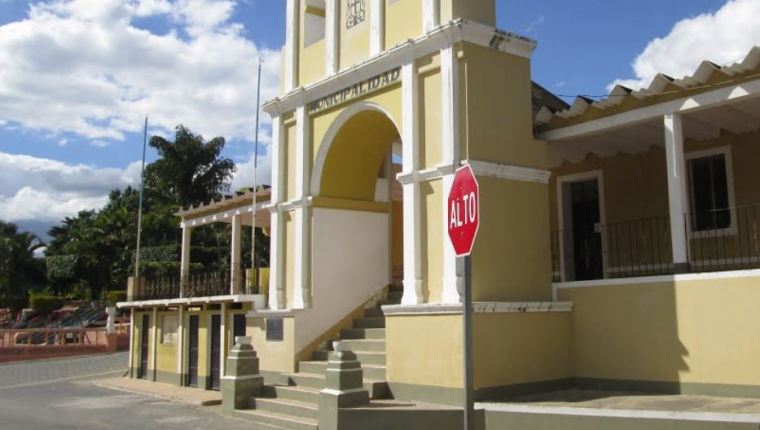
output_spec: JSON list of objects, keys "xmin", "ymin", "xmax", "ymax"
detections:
[
  {"xmin": 300, "ymin": 40, "xmax": 325, "ymax": 86},
  {"xmin": 385, "ymin": 0, "xmax": 422, "ymax": 49},
  {"xmin": 559, "ymin": 274, "xmax": 760, "ymax": 387},
  {"xmin": 248, "ymin": 315, "xmax": 297, "ymax": 374},
  {"xmin": 386, "ymin": 314, "xmax": 463, "ymax": 389},
  {"xmin": 473, "ymin": 312, "xmax": 572, "ymax": 389},
  {"xmin": 284, "ymin": 212, "xmax": 295, "ymax": 308},
  {"xmin": 441, "ymin": 0, "xmax": 496, "ymax": 26},
  {"xmin": 340, "ymin": 2, "xmax": 370, "ymax": 70},
  {"xmin": 155, "ymin": 311, "xmax": 178, "ymax": 376},
  {"xmin": 391, "ymin": 200, "xmax": 404, "ymax": 271},
  {"xmin": 419, "ymin": 60, "xmax": 442, "ymax": 169},
  {"xmin": 285, "ymin": 122, "xmax": 297, "ymax": 202},
  {"xmin": 473, "ymin": 177, "xmax": 553, "ymax": 301}
]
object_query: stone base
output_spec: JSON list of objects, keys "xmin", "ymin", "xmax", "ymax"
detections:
[{"xmin": 222, "ymin": 375, "xmax": 263, "ymax": 411}]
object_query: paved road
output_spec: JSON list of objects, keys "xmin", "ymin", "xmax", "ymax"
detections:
[{"xmin": 0, "ymin": 353, "xmax": 266, "ymax": 430}]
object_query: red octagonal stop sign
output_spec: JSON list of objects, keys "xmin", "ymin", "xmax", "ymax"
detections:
[{"xmin": 448, "ymin": 164, "xmax": 480, "ymax": 257}]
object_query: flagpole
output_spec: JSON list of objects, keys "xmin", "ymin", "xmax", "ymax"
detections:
[
  {"xmin": 134, "ymin": 116, "xmax": 149, "ymax": 278},
  {"xmin": 251, "ymin": 58, "xmax": 263, "ymax": 293}
]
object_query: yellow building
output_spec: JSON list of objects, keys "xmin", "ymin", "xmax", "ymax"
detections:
[{"xmin": 120, "ymin": 1, "xmax": 760, "ymax": 428}]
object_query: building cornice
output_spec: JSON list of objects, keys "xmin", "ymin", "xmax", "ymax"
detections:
[
  {"xmin": 396, "ymin": 160, "xmax": 550, "ymax": 185},
  {"xmin": 263, "ymin": 19, "xmax": 536, "ymax": 117},
  {"xmin": 382, "ymin": 301, "xmax": 573, "ymax": 316}
]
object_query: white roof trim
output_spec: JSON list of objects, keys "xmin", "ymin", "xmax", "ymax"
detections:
[{"xmin": 117, "ymin": 294, "xmax": 259, "ymax": 309}]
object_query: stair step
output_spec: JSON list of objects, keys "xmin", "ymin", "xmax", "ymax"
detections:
[
  {"xmin": 312, "ymin": 349, "xmax": 330, "ymax": 361},
  {"xmin": 341, "ymin": 339, "xmax": 386, "ymax": 352},
  {"xmin": 363, "ymin": 307, "xmax": 384, "ymax": 318},
  {"xmin": 262, "ymin": 385, "xmax": 320, "ymax": 404},
  {"xmin": 285, "ymin": 372, "xmax": 325, "ymax": 390},
  {"xmin": 233, "ymin": 409, "xmax": 317, "ymax": 430},
  {"xmin": 254, "ymin": 398, "xmax": 318, "ymax": 420},
  {"xmin": 298, "ymin": 360, "xmax": 327, "ymax": 375},
  {"xmin": 362, "ymin": 364, "xmax": 387, "ymax": 380},
  {"xmin": 365, "ymin": 380, "xmax": 391, "ymax": 399},
  {"xmin": 354, "ymin": 351, "xmax": 386, "ymax": 366},
  {"xmin": 340, "ymin": 328, "xmax": 386, "ymax": 340},
  {"xmin": 353, "ymin": 317, "xmax": 385, "ymax": 329}
]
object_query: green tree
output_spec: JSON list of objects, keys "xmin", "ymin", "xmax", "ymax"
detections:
[
  {"xmin": 145, "ymin": 125, "xmax": 236, "ymax": 209},
  {"xmin": 0, "ymin": 221, "xmax": 45, "ymax": 308}
]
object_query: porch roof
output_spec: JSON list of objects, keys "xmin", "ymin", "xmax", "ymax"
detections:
[
  {"xmin": 535, "ymin": 46, "xmax": 760, "ymax": 167},
  {"xmin": 176, "ymin": 187, "xmax": 272, "ymax": 229}
]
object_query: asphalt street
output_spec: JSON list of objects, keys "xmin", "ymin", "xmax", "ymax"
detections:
[{"xmin": 0, "ymin": 353, "xmax": 260, "ymax": 430}]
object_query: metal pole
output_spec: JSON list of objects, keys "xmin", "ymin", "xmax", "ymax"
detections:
[
  {"xmin": 251, "ymin": 59, "xmax": 263, "ymax": 293},
  {"xmin": 134, "ymin": 116, "xmax": 148, "ymax": 278},
  {"xmin": 462, "ymin": 254, "xmax": 474, "ymax": 429}
]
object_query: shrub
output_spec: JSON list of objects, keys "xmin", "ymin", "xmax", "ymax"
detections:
[
  {"xmin": 29, "ymin": 294, "xmax": 64, "ymax": 314},
  {"xmin": 106, "ymin": 290, "xmax": 126, "ymax": 306}
]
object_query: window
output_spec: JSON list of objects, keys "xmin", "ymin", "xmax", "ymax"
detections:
[
  {"xmin": 161, "ymin": 315, "xmax": 178, "ymax": 344},
  {"xmin": 687, "ymin": 148, "xmax": 734, "ymax": 232}
]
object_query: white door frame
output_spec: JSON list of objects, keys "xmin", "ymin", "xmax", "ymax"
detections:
[{"xmin": 556, "ymin": 170, "xmax": 607, "ymax": 281}]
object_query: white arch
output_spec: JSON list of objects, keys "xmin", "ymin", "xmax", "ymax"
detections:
[{"xmin": 310, "ymin": 101, "xmax": 401, "ymax": 196}]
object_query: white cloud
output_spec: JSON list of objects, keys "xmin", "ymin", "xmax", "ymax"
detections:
[
  {"xmin": 229, "ymin": 145, "xmax": 272, "ymax": 193},
  {"xmin": 0, "ymin": 152, "xmax": 141, "ymax": 222},
  {"xmin": 610, "ymin": 0, "xmax": 760, "ymax": 91},
  {"xmin": 0, "ymin": 0, "xmax": 281, "ymax": 143}
]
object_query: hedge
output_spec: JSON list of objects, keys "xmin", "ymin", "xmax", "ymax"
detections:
[{"xmin": 29, "ymin": 294, "xmax": 64, "ymax": 313}]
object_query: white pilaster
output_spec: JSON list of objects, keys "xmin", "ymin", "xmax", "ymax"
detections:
[
  {"xmin": 269, "ymin": 115, "xmax": 286, "ymax": 310},
  {"xmin": 370, "ymin": 0, "xmax": 385, "ymax": 56},
  {"xmin": 325, "ymin": 0, "xmax": 339, "ymax": 75},
  {"xmin": 285, "ymin": 0, "xmax": 300, "ymax": 91},
  {"xmin": 220, "ymin": 303, "xmax": 226, "ymax": 377},
  {"xmin": 180, "ymin": 226, "xmax": 191, "ymax": 298},
  {"xmin": 440, "ymin": 45, "xmax": 462, "ymax": 303},
  {"xmin": 151, "ymin": 307, "xmax": 157, "ymax": 381},
  {"xmin": 664, "ymin": 113, "xmax": 689, "ymax": 266},
  {"xmin": 128, "ymin": 308, "xmax": 135, "ymax": 375},
  {"xmin": 230, "ymin": 214, "xmax": 242, "ymax": 294},
  {"xmin": 401, "ymin": 61, "xmax": 423, "ymax": 305},
  {"xmin": 422, "ymin": 0, "xmax": 440, "ymax": 33},
  {"xmin": 293, "ymin": 106, "xmax": 311, "ymax": 309},
  {"xmin": 177, "ymin": 306, "xmax": 183, "ymax": 381}
]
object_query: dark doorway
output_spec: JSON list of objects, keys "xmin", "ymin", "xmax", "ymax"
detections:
[
  {"xmin": 570, "ymin": 179, "xmax": 604, "ymax": 280},
  {"xmin": 186, "ymin": 315, "xmax": 199, "ymax": 387},
  {"xmin": 138, "ymin": 314, "xmax": 150, "ymax": 379},
  {"xmin": 209, "ymin": 315, "xmax": 221, "ymax": 391}
]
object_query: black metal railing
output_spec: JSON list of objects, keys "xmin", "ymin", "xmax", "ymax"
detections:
[
  {"xmin": 133, "ymin": 264, "xmax": 267, "ymax": 301},
  {"xmin": 552, "ymin": 205, "xmax": 760, "ymax": 282}
]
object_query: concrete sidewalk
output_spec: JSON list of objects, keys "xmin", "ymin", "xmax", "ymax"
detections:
[{"xmin": 94, "ymin": 377, "xmax": 222, "ymax": 406}]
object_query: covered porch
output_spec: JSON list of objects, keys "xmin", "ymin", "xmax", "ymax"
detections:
[{"xmin": 537, "ymin": 47, "xmax": 760, "ymax": 282}]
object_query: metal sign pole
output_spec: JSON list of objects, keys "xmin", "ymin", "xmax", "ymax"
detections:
[{"xmin": 462, "ymin": 254, "xmax": 474, "ymax": 430}]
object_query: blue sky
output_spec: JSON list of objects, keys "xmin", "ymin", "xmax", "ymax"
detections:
[{"xmin": 0, "ymin": 0, "xmax": 757, "ymax": 239}]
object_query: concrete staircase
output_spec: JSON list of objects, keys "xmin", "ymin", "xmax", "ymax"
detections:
[{"xmin": 235, "ymin": 287, "xmax": 403, "ymax": 430}]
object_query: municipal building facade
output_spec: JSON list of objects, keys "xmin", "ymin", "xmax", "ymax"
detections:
[{"xmin": 119, "ymin": 1, "xmax": 760, "ymax": 428}]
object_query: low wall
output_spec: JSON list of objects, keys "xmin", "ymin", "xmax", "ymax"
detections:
[
  {"xmin": 557, "ymin": 271, "xmax": 760, "ymax": 397},
  {"xmin": 0, "ymin": 327, "xmax": 128, "ymax": 363}
]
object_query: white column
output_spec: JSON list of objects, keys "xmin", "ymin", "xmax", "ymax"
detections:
[
  {"xmin": 128, "ymin": 308, "xmax": 135, "ymax": 376},
  {"xmin": 269, "ymin": 116, "xmax": 286, "ymax": 310},
  {"xmin": 285, "ymin": 0, "xmax": 300, "ymax": 91},
  {"xmin": 325, "ymin": 0, "xmax": 339, "ymax": 75},
  {"xmin": 440, "ymin": 45, "xmax": 462, "ymax": 303},
  {"xmin": 177, "ymin": 306, "xmax": 184, "ymax": 383},
  {"xmin": 293, "ymin": 106, "xmax": 311, "ymax": 309},
  {"xmin": 220, "ymin": 303, "xmax": 226, "ymax": 377},
  {"xmin": 664, "ymin": 113, "xmax": 689, "ymax": 268},
  {"xmin": 151, "ymin": 307, "xmax": 158, "ymax": 381},
  {"xmin": 370, "ymin": 0, "xmax": 385, "ymax": 56},
  {"xmin": 423, "ymin": 0, "xmax": 440, "ymax": 33},
  {"xmin": 230, "ymin": 215, "xmax": 242, "ymax": 294},
  {"xmin": 401, "ymin": 61, "xmax": 423, "ymax": 305},
  {"xmin": 180, "ymin": 226, "xmax": 191, "ymax": 298}
]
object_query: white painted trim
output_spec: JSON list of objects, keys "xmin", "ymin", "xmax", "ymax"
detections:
[
  {"xmin": 292, "ymin": 207, "xmax": 311, "ymax": 309},
  {"xmin": 179, "ymin": 227, "xmax": 191, "ymax": 296},
  {"xmin": 664, "ymin": 113, "xmax": 689, "ymax": 264},
  {"xmin": 128, "ymin": 308, "xmax": 134, "ymax": 372},
  {"xmin": 284, "ymin": 0, "xmax": 300, "ymax": 91},
  {"xmin": 264, "ymin": 19, "xmax": 536, "ymax": 116},
  {"xmin": 556, "ymin": 170, "xmax": 607, "ymax": 282},
  {"xmin": 311, "ymin": 101, "xmax": 400, "ymax": 196},
  {"xmin": 176, "ymin": 306, "xmax": 183, "ymax": 377},
  {"xmin": 422, "ymin": 0, "xmax": 440, "ymax": 33},
  {"xmin": 116, "ymin": 294, "xmax": 261, "ymax": 309},
  {"xmin": 220, "ymin": 302, "xmax": 226, "ymax": 377},
  {"xmin": 382, "ymin": 301, "xmax": 573, "ymax": 316},
  {"xmin": 230, "ymin": 215, "xmax": 241, "ymax": 294},
  {"xmin": 269, "ymin": 212, "xmax": 286, "ymax": 310},
  {"xmin": 477, "ymin": 403, "xmax": 760, "ymax": 424},
  {"xmin": 369, "ymin": 0, "xmax": 384, "ymax": 56},
  {"xmin": 553, "ymin": 268, "xmax": 760, "ymax": 290},
  {"xmin": 685, "ymin": 145, "xmax": 738, "ymax": 237},
  {"xmin": 401, "ymin": 60, "xmax": 423, "ymax": 305},
  {"xmin": 538, "ymin": 78, "xmax": 760, "ymax": 142},
  {"xmin": 246, "ymin": 309, "xmax": 301, "ymax": 318},
  {"xmin": 271, "ymin": 116, "xmax": 284, "ymax": 204},
  {"xmin": 467, "ymin": 160, "xmax": 551, "ymax": 184},
  {"xmin": 151, "ymin": 307, "xmax": 158, "ymax": 381},
  {"xmin": 325, "ymin": 0, "xmax": 339, "ymax": 75},
  {"xmin": 179, "ymin": 202, "xmax": 269, "ymax": 228}
]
